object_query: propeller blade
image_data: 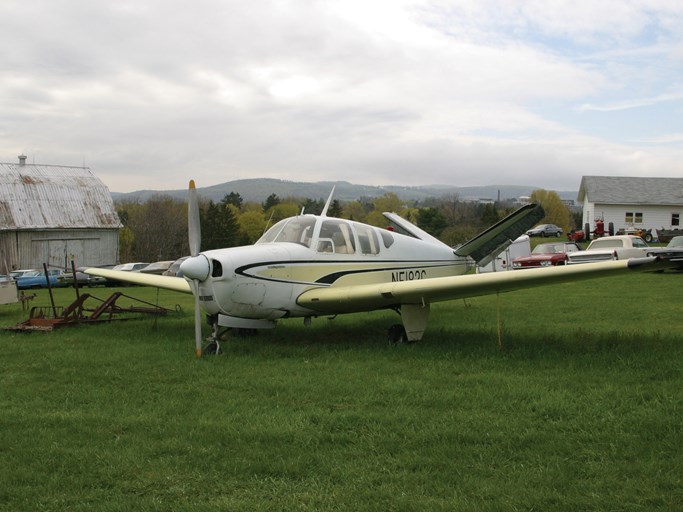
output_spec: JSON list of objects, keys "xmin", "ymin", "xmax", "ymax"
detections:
[
  {"xmin": 193, "ymin": 281, "xmax": 203, "ymax": 358},
  {"xmin": 188, "ymin": 180, "xmax": 201, "ymax": 257},
  {"xmin": 187, "ymin": 180, "xmax": 203, "ymax": 357}
]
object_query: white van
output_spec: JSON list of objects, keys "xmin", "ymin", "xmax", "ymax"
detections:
[{"xmin": 476, "ymin": 235, "xmax": 531, "ymax": 273}]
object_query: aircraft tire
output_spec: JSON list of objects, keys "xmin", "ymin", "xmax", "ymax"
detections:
[
  {"xmin": 203, "ymin": 340, "xmax": 222, "ymax": 355},
  {"xmin": 388, "ymin": 324, "xmax": 408, "ymax": 344}
]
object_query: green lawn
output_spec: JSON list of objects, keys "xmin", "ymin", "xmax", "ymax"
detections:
[{"xmin": 1, "ymin": 272, "xmax": 681, "ymax": 511}]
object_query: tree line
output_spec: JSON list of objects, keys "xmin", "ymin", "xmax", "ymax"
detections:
[{"xmin": 116, "ymin": 189, "xmax": 572, "ymax": 263}]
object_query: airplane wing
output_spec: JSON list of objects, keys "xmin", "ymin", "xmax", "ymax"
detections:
[
  {"xmin": 84, "ymin": 268, "xmax": 192, "ymax": 293},
  {"xmin": 297, "ymin": 257, "xmax": 666, "ymax": 314}
]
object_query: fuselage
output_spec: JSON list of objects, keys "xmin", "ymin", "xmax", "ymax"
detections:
[{"xmin": 181, "ymin": 214, "xmax": 469, "ymax": 322}]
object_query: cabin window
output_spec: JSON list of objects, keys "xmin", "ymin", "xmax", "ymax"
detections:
[
  {"xmin": 380, "ymin": 230, "xmax": 394, "ymax": 248},
  {"xmin": 317, "ymin": 220, "xmax": 356, "ymax": 254},
  {"xmin": 257, "ymin": 217, "xmax": 316, "ymax": 247},
  {"xmin": 258, "ymin": 218, "xmax": 288, "ymax": 243},
  {"xmin": 672, "ymin": 213, "xmax": 680, "ymax": 226},
  {"xmin": 356, "ymin": 225, "xmax": 380, "ymax": 255}
]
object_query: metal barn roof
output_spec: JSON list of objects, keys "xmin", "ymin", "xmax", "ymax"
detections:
[
  {"xmin": 0, "ymin": 162, "xmax": 121, "ymax": 230},
  {"xmin": 578, "ymin": 176, "xmax": 683, "ymax": 205}
]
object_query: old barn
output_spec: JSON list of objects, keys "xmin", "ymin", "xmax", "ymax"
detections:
[{"xmin": 0, "ymin": 156, "xmax": 121, "ymax": 271}]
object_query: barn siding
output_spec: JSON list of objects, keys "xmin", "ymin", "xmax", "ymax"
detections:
[{"xmin": 0, "ymin": 229, "xmax": 119, "ymax": 270}]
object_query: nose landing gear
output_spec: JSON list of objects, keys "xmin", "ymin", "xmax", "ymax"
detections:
[
  {"xmin": 203, "ymin": 314, "xmax": 261, "ymax": 355},
  {"xmin": 204, "ymin": 314, "xmax": 226, "ymax": 355}
]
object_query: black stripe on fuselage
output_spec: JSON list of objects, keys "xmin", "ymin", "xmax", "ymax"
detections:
[{"xmin": 233, "ymin": 259, "xmax": 465, "ymax": 286}]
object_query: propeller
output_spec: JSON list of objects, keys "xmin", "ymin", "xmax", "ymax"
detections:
[{"xmin": 187, "ymin": 180, "xmax": 203, "ymax": 358}]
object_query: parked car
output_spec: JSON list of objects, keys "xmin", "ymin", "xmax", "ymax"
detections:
[
  {"xmin": 665, "ymin": 235, "xmax": 683, "ymax": 248},
  {"xmin": 526, "ymin": 224, "xmax": 563, "ymax": 237},
  {"xmin": 511, "ymin": 242, "xmax": 581, "ymax": 269},
  {"xmin": 139, "ymin": 261, "xmax": 174, "ymax": 275},
  {"xmin": 103, "ymin": 262, "xmax": 149, "ymax": 286},
  {"xmin": 15, "ymin": 269, "xmax": 68, "ymax": 289},
  {"xmin": 163, "ymin": 256, "xmax": 189, "ymax": 277},
  {"xmin": 646, "ymin": 236, "xmax": 683, "ymax": 270},
  {"xmin": 567, "ymin": 235, "xmax": 650, "ymax": 264},
  {"xmin": 57, "ymin": 268, "xmax": 107, "ymax": 287},
  {"xmin": 111, "ymin": 262, "xmax": 149, "ymax": 272},
  {"xmin": 10, "ymin": 269, "xmax": 39, "ymax": 279}
]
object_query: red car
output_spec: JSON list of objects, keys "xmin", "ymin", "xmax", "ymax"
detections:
[{"xmin": 511, "ymin": 242, "xmax": 582, "ymax": 269}]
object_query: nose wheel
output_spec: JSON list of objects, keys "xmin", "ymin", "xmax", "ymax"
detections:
[
  {"xmin": 204, "ymin": 339, "xmax": 222, "ymax": 355},
  {"xmin": 203, "ymin": 314, "xmax": 226, "ymax": 355}
]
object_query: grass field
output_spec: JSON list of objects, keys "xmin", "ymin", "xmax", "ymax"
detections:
[{"xmin": 1, "ymin": 271, "xmax": 681, "ymax": 511}]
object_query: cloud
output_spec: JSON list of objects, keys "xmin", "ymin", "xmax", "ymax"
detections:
[
  {"xmin": 1, "ymin": 0, "xmax": 682, "ymax": 193},
  {"xmin": 578, "ymin": 91, "xmax": 683, "ymax": 112}
]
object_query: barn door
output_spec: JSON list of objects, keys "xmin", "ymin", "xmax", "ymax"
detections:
[
  {"xmin": 66, "ymin": 239, "xmax": 85, "ymax": 267},
  {"xmin": 48, "ymin": 240, "xmax": 67, "ymax": 268}
]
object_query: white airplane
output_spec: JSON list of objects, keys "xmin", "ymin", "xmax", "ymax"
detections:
[{"xmin": 86, "ymin": 181, "xmax": 670, "ymax": 356}]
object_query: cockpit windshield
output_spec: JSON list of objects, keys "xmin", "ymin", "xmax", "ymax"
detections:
[{"xmin": 256, "ymin": 216, "xmax": 317, "ymax": 247}]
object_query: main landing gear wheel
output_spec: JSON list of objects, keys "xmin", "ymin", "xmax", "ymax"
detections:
[{"xmin": 387, "ymin": 324, "xmax": 408, "ymax": 344}]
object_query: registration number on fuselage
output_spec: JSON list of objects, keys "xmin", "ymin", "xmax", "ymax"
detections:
[{"xmin": 391, "ymin": 269, "xmax": 428, "ymax": 282}]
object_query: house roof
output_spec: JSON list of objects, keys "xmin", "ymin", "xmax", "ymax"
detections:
[
  {"xmin": 0, "ymin": 162, "xmax": 121, "ymax": 230},
  {"xmin": 578, "ymin": 176, "xmax": 683, "ymax": 205}
]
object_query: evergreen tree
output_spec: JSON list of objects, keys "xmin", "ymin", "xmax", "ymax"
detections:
[
  {"xmin": 262, "ymin": 193, "xmax": 280, "ymax": 211},
  {"xmin": 222, "ymin": 192, "xmax": 243, "ymax": 209},
  {"xmin": 300, "ymin": 198, "xmax": 324, "ymax": 215},
  {"xmin": 328, "ymin": 199, "xmax": 343, "ymax": 218},
  {"xmin": 201, "ymin": 200, "xmax": 240, "ymax": 250},
  {"xmin": 480, "ymin": 203, "xmax": 499, "ymax": 225},
  {"xmin": 417, "ymin": 207, "xmax": 448, "ymax": 236}
]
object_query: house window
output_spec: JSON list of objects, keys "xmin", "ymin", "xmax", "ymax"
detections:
[
  {"xmin": 673, "ymin": 213, "xmax": 680, "ymax": 227},
  {"xmin": 625, "ymin": 212, "xmax": 643, "ymax": 224}
]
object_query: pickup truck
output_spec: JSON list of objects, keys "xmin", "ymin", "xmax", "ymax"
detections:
[{"xmin": 567, "ymin": 235, "xmax": 650, "ymax": 264}]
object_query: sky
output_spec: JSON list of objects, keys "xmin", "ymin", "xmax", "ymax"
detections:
[{"xmin": 1, "ymin": 0, "xmax": 682, "ymax": 193}]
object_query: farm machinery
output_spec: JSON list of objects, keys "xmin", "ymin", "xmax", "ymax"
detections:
[
  {"xmin": 567, "ymin": 220, "xmax": 614, "ymax": 242},
  {"xmin": 568, "ymin": 220, "xmax": 654, "ymax": 243}
]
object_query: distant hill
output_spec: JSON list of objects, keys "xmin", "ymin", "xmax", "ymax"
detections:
[{"xmin": 111, "ymin": 178, "xmax": 578, "ymax": 204}]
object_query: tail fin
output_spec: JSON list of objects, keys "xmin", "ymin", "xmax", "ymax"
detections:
[{"xmin": 455, "ymin": 203, "xmax": 544, "ymax": 266}]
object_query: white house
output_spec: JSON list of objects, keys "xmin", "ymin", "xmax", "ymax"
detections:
[{"xmin": 578, "ymin": 176, "xmax": 683, "ymax": 238}]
